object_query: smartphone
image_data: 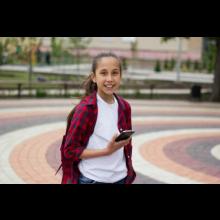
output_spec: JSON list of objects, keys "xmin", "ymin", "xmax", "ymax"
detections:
[{"xmin": 115, "ymin": 130, "xmax": 135, "ymax": 142}]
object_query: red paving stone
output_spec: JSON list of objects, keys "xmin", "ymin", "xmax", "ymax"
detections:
[
  {"xmin": 139, "ymin": 132, "xmax": 220, "ymax": 183},
  {"xmin": 10, "ymin": 129, "xmax": 64, "ymax": 184},
  {"xmin": 164, "ymin": 136, "xmax": 220, "ymax": 178}
]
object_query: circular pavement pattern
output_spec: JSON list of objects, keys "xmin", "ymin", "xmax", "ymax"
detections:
[{"xmin": 0, "ymin": 99, "xmax": 220, "ymax": 184}]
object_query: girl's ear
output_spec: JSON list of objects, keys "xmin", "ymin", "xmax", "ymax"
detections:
[{"xmin": 91, "ymin": 72, "xmax": 96, "ymax": 83}]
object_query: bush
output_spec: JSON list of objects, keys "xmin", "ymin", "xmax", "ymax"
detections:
[
  {"xmin": 122, "ymin": 57, "xmax": 127, "ymax": 70},
  {"xmin": 154, "ymin": 60, "xmax": 161, "ymax": 72},
  {"xmin": 134, "ymin": 89, "xmax": 141, "ymax": 98},
  {"xmin": 170, "ymin": 59, "xmax": 176, "ymax": 71},
  {"xmin": 163, "ymin": 60, "xmax": 169, "ymax": 70},
  {"xmin": 36, "ymin": 89, "xmax": 47, "ymax": 97},
  {"xmin": 181, "ymin": 63, "xmax": 187, "ymax": 72},
  {"xmin": 163, "ymin": 59, "xmax": 176, "ymax": 71},
  {"xmin": 0, "ymin": 44, "xmax": 3, "ymax": 65},
  {"xmin": 185, "ymin": 59, "xmax": 192, "ymax": 71}
]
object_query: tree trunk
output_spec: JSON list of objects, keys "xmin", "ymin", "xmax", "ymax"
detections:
[
  {"xmin": 211, "ymin": 38, "xmax": 220, "ymax": 102},
  {"xmin": 76, "ymin": 48, "xmax": 80, "ymax": 74},
  {"xmin": 28, "ymin": 49, "xmax": 33, "ymax": 96}
]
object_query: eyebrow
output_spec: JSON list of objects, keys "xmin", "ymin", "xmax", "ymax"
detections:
[{"xmin": 99, "ymin": 68, "xmax": 120, "ymax": 72}]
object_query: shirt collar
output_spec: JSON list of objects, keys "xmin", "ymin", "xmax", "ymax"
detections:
[{"xmin": 83, "ymin": 91, "xmax": 125, "ymax": 111}]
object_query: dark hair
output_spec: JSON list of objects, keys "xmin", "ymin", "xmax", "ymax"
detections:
[{"xmin": 66, "ymin": 52, "xmax": 122, "ymax": 132}]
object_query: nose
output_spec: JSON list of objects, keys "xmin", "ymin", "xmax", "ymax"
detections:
[{"xmin": 106, "ymin": 74, "xmax": 113, "ymax": 82}]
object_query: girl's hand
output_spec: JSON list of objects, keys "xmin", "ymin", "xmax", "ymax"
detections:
[{"xmin": 105, "ymin": 133, "xmax": 131, "ymax": 155}]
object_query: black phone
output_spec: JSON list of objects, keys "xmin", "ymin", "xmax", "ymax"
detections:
[{"xmin": 115, "ymin": 130, "xmax": 135, "ymax": 142}]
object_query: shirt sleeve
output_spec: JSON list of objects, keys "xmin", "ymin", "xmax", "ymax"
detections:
[
  {"xmin": 127, "ymin": 102, "xmax": 132, "ymax": 130},
  {"xmin": 63, "ymin": 105, "xmax": 89, "ymax": 163},
  {"xmin": 124, "ymin": 100, "xmax": 133, "ymax": 157}
]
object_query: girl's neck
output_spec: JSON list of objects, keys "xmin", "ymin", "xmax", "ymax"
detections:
[{"xmin": 97, "ymin": 91, "xmax": 115, "ymax": 104}]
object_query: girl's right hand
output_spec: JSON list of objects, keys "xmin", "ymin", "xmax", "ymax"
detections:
[{"xmin": 106, "ymin": 134, "xmax": 131, "ymax": 155}]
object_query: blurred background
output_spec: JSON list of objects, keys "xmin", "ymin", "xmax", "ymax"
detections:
[{"xmin": 0, "ymin": 37, "xmax": 219, "ymax": 102}]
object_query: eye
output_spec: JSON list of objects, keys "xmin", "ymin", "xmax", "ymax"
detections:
[
  {"xmin": 100, "ymin": 71, "xmax": 107, "ymax": 75},
  {"xmin": 112, "ymin": 71, "xmax": 120, "ymax": 76}
]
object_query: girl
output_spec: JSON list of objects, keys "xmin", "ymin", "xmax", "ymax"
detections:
[{"xmin": 60, "ymin": 52, "xmax": 136, "ymax": 184}]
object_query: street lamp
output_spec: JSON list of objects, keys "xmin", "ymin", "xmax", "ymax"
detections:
[
  {"xmin": 176, "ymin": 37, "xmax": 182, "ymax": 82},
  {"xmin": 121, "ymin": 37, "xmax": 137, "ymax": 71},
  {"xmin": 28, "ymin": 48, "xmax": 33, "ymax": 96}
]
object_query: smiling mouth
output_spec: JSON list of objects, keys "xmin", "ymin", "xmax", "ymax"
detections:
[{"xmin": 105, "ymin": 85, "xmax": 114, "ymax": 88}]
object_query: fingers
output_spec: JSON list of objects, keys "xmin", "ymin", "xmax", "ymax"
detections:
[
  {"xmin": 117, "ymin": 137, "xmax": 131, "ymax": 145},
  {"xmin": 109, "ymin": 134, "xmax": 131, "ymax": 150},
  {"xmin": 111, "ymin": 133, "xmax": 119, "ymax": 142}
]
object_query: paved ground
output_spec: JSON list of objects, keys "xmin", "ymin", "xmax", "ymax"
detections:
[{"xmin": 0, "ymin": 98, "xmax": 220, "ymax": 184}]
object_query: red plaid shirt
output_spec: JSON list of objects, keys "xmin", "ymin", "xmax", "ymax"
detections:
[{"xmin": 61, "ymin": 91, "xmax": 136, "ymax": 184}]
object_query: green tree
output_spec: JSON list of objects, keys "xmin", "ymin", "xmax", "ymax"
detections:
[
  {"xmin": 68, "ymin": 37, "xmax": 91, "ymax": 72},
  {"xmin": 0, "ymin": 37, "xmax": 19, "ymax": 64},
  {"xmin": 162, "ymin": 37, "xmax": 220, "ymax": 102},
  {"xmin": 130, "ymin": 39, "xmax": 138, "ymax": 68},
  {"xmin": 16, "ymin": 37, "xmax": 42, "ymax": 94},
  {"xmin": 0, "ymin": 42, "xmax": 3, "ymax": 64},
  {"xmin": 202, "ymin": 39, "xmax": 217, "ymax": 73},
  {"xmin": 51, "ymin": 37, "xmax": 64, "ymax": 64}
]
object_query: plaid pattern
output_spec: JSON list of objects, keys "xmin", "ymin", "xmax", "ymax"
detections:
[{"xmin": 60, "ymin": 91, "xmax": 136, "ymax": 184}]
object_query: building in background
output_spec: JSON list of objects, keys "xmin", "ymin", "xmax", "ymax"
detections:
[
  {"xmin": 39, "ymin": 37, "xmax": 203, "ymax": 68},
  {"xmin": 0, "ymin": 37, "xmax": 203, "ymax": 68},
  {"xmin": 41, "ymin": 37, "xmax": 202, "ymax": 60},
  {"xmin": 86, "ymin": 37, "xmax": 202, "ymax": 61}
]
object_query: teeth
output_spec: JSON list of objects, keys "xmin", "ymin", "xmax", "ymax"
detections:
[{"xmin": 106, "ymin": 85, "xmax": 113, "ymax": 88}]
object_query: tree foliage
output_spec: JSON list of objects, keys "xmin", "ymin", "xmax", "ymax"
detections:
[{"xmin": 162, "ymin": 37, "xmax": 220, "ymax": 102}]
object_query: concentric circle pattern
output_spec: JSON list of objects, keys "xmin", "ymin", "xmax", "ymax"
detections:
[{"xmin": 1, "ymin": 99, "xmax": 220, "ymax": 184}]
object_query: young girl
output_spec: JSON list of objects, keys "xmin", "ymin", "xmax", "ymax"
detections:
[{"xmin": 60, "ymin": 52, "xmax": 136, "ymax": 184}]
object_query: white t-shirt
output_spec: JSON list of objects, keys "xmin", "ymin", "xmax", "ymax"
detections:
[{"xmin": 78, "ymin": 93, "xmax": 127, "ymax": 183}]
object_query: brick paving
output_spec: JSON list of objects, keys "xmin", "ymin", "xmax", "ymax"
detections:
[{"xmin": 0, "ymin": 98, "xmax": 220, "ymax": 184}]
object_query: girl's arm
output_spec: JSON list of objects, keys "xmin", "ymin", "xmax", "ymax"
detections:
[{"xmin": 79, "ymin": 134, "xmax": 131, "ymax": 159}]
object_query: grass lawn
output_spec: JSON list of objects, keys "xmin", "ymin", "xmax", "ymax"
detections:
[{"xmin": 0, "ymin": 70, "xmax": 86, "ymax": 83}]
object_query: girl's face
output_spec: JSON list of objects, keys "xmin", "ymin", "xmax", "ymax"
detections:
[{"xmin": 92, "ymin": 57, "xmax": 121, "ymax": 102}]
